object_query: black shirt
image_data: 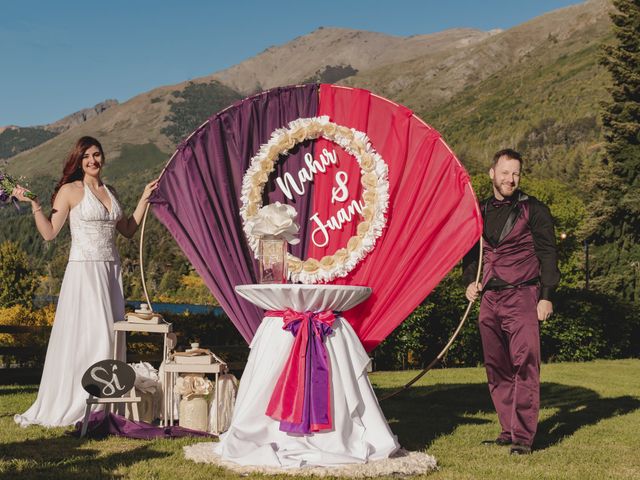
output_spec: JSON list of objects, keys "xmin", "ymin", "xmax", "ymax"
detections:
[{"xmin": 462, "ymin": 191, "xmax": 560, "ymax": 301}]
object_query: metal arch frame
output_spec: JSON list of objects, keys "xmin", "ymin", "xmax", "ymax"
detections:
[
  {"xmin": 379, "ymin": 238, "xmax": 483, "ymax": 402},
  {"xmin": 138, "ymin": 84, "xmax": 484, "ymax": 399},
  {"xmin": 138, "ymin": 203, "xmax": 154, "ymax": 311}
]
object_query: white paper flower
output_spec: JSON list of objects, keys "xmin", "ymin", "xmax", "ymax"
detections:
[{"xmin": 245, "ymin": 201, "xmax": 300, "ymax": 244}]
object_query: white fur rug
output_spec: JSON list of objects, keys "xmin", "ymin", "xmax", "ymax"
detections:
[{"xmin": 183, "ymin": 444, "xmax": 438, "ymax": 477}]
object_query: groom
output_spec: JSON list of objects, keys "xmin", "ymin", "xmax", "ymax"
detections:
[{"xmin": 463, "ymin": 149, "xmax": 560, "ymax": 455}]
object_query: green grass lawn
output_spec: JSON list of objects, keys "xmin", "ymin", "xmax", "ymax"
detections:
[{"xmin": 1, "ymin": 359, "xmax": 638, "ymax": 479}]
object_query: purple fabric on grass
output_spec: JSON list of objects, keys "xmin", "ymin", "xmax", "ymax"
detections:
[
  {"xmin": 73, "ymin": 411, "xmax": 214, "ymax": 440},
  {"xmin": 150, "ymin": 84, "xmax": 319, "ymax": 343}
]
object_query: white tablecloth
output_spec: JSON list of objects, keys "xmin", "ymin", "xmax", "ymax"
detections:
[
  {"xmin": 211, "ymin": 284, "xmax": 399, "ymax": 467},
  {"xmin": 235, "ymin": 284, "xmax": 372, "ymax": 311}
]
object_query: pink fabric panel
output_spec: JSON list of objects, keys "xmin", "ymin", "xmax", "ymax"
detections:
[{"xmin": 308, "ymin": 84, "xmax": 482, "ymax": 351}]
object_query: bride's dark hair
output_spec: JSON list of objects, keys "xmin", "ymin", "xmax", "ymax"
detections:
[{"xmin": 51, "ymin": 136, "xmax": 105, "ymax": 205}]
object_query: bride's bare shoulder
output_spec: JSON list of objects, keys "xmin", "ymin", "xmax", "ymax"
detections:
[{"xmin": 57, "ymin": 181, "xmax": 84, "ymax": 207}]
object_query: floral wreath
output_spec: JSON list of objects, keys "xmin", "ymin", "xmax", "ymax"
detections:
[{"xmin": 240, "ymin": 116, "xmax": 389, "ymax": 284}]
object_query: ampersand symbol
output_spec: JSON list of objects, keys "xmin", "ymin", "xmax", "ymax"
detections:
[{"xmin": 331, "ymin": 171, "xmax": 349, "ymax": 204}]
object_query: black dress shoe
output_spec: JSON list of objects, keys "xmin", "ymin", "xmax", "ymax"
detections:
[
  {"xmin": 510, "ymin": 444, "xmax": 532, "ymax": 455},
  {"xmin": 481, "ymin": 437, "xmax": 512, "ymax": 446}
]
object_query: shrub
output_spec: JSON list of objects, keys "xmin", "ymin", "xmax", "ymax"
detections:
[
  {"xmin": 0, "ymin": 241, "xmax": 39, "ymax": 308},
  {"xmin": 541, "ymin": 288, "xmax": 639, "ymax": 361},
  {"xmin": 0, "ymin": 304, "xmax": 55, "ymax": 366},
  {"xmin": 372, "ymin": 274, "xmax": 639, "ymax": 370}
]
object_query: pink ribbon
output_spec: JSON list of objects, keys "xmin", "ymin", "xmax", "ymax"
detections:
[{"xmin": 264, "ymin": 308, "xmax": 336, "ymax": 433}]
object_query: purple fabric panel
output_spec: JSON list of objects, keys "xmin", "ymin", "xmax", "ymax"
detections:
[
  {"xmin": 151, "ymin": 84, "xmax": 319, "ymax": 342},
  {"xmin": 74, "ymin": 411, "xmax": 214, "ymax": 439},
  {"xmin": 308, "ymin": 322, "xmax": 332, "ymax": 428}
]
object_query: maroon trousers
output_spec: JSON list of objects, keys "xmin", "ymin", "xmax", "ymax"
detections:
[{"xmin": 478, "ymin": 285, "xmax": 540, "ymax": 446}]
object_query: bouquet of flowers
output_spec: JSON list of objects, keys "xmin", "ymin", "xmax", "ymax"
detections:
[
  {"xmin": 0, "ymin": 171, "xmax": 36, "ymax": 208},
  {"xmin": 174, "ymin": 373, "xmax": 214, "ymax": 399}
]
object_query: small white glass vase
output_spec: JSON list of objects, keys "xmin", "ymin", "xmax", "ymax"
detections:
[
  {"xmin": 258, "ymin": 237, "xmax": 288, "ymax": 284},
  {"xmin": 179, "ymin": 394, "xmax": 209, "ymax": 431}
]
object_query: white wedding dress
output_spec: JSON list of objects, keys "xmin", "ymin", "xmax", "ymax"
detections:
[{"xmin": 15, "ymin": 183, "xmax": 125, "ymax": 427}]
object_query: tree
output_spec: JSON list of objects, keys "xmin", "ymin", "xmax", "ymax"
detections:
[
  {"xmin": 585, "ymin": 0, "xmax": 640, "ymax": 302},
  {"xmin": 0, "ymin": 241, "xmax": 39, "ymax": 307}
]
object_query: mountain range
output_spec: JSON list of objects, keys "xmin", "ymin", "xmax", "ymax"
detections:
[{"xmin": 1, "ymin": 0, "xmax": 612, "ymax": 183}]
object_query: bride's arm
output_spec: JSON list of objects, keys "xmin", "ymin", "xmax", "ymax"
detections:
[
  {"xmin": 115, "ymin": 180, "xmax": 159, "ymax": 239},
  {"xmin": 14, "ymin": 184, "xmax": 71, "ymax": 241}
]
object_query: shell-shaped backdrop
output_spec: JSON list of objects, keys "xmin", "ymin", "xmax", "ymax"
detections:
[{"xmin": 150, "ymin": 83, "xmax": 482, "ymax": 351}]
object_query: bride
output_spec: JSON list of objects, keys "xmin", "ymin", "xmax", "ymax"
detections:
[{"xmin": 13, "ymin": 136, "xmax": 157, "ymax": 427}]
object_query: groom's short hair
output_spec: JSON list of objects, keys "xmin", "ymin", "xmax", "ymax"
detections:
[{"xmin": 492, "ymin": 148, "xmax": 522, "ymax": 168}]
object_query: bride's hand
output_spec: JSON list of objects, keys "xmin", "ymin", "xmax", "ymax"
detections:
[
  {"xmin": 140, "ymin": 179, "xmax": 159, "ymax": 204},
  {"xmin": 12, "ymin": 185, "xmax": 36, "ymax": 203}
]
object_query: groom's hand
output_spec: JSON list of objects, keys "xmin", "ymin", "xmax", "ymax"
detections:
[
  {"xmin": 537, "ymin": 300, "xmax": 553, "ymax": 322},
  {"xmin": 466, "ymin": 282, "xmax": 482, "ymax": 302}
]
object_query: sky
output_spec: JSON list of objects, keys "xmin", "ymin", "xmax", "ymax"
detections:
[{"xmin": 1, "ymin": 0, "xmax": 584, "ymax": 126}]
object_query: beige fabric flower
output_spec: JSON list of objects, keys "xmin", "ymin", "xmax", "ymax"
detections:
[
  {"xmin": 347, "ymin": 236, "xmax": 362, "ymax": 252},
  {"xmin": 175, "ymin": 373, "xmax": 212, "ymax": 399},
  {"xmin": 361, "ymin": 172, "xmax": 378, "ymax": 188},
  {"xmin": 357, "ymin": 221, "xmax": 371, "ymax": 237},
  {"xmin": 248, "ymin": 189, "xmax": 262, "ymax": 203},
  {"xmin": 291, "ymin": 127, "xmax": 307, "ymax": 143},
  {"xmin": 246, "ymin": 204, "xmax": 258, "ymax": 217},
  {"xmin": 260, "ymin": 159, "xmax": 273, "ymax": 173},
  {"xmin": 363, "ymin": 190, "xmax": 377, "ymax": 204},
  {"xmin": 268, "ymin": 146, "xmax": 281, "ymax": 161},
  {"xmin": 337, "ymin": 126, "xmax": 354, "ymax": 140},
  {"xmin": 319, "ymin": 255, "xmax": 336, "ymax": 270},
  {"xmin": 334, "ymin": 248, "xmax": 349, "ymax": 264},
  {"xmin": 323, "ymin": 123, "xmax": 338, "ymax": 137},
  {"xmin": 251, "ymin": 171, "xmax": 269, "ymax": 187},
  {"xmin": 353, "ymin": 143, "xmax": 366, "ymax": 157},
  {"xmin": 303, "ymin": 258, "xmax": 320, "ymax": 273},
  {"xmin": 288, "ymin": 257, "xmax": 303, "ymax": 273},
  {"xmin": 308, "ymin": 120, "xmax": 321, "ymax": 133},
  {"xmin": 360, "ymin": 153, "xmax": 375, "ymax": 172},
  {"xmin": 276, "ymin": 134, "xmax": 296, "ymax": 151},
  {"xmin": 362, "ymin": 206, "xmax": 375, "ymax": 221},
  {"xmin": 192, "ymin": 376, "xmax": 214, "ymax": 395}
]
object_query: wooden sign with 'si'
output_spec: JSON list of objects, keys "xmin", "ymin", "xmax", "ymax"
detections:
[
  {"xmin": 79, "ymin": 360, "xmax": 141, "ymax": 437},
  {"xmin": 81, "ymin": 360, "xmax": 136, "ymax": 398}
]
